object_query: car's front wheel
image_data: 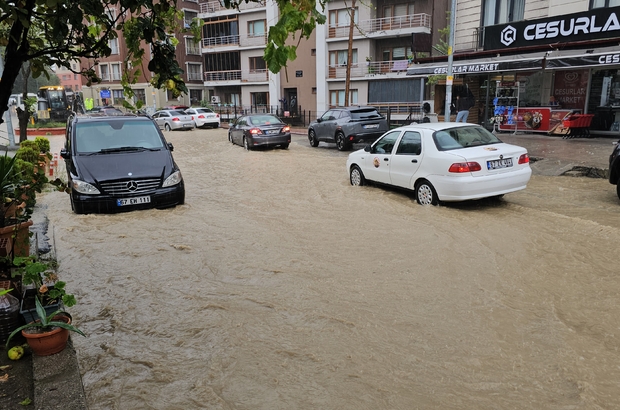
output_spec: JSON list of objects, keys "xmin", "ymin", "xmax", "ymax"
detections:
[
  {"xmin": 243, "ymin": 137, "xmax": 251, "ymax": 151},
  {"xmin": 336, "ymin": 131, "xmax": 350, "ymax": 151},
  {"xmin": 415, "ymin": 180, "xmax": 439, "ymax": 206},
  {"xmin": 280, "ymin": 143, "xmax": 289, "ymax": 149},
  {"xmin": 308, "ymin": 129, "xmax": 319, "ymax": 147},
  {"xmin": 165, "ymin": 123, "xmax": 171, "ymax": 132},
  {"xmin": 349, "ymin": 165, "xmax": 366, "ymax": 186}
]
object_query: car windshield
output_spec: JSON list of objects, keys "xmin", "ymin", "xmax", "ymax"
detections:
[
  {"xmin": 75, "ymin": 120, "xmax": 164, "ymax": 153},
  {"xmin": 433, "ymin": 126, "xmax": 502, "ymax": 151},
  {"xmin": 248, "ymin": 115, "xmax": 282, "ymax": 126},
  {"xmin": 350, "ymin": 109, "xmax": 382, "ymax": 120}
]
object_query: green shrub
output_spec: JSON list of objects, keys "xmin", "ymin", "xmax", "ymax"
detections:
[
  {"xmin": 19, "ymin": 140, "xmax": 39, "ymax": 153},
  {"xmin": 34, "ymin": 137, "xmax": 51, "ymax": 153},
  {"xmin": 15, "ymin": 147, "xmax": 39, "ymax": 165}
]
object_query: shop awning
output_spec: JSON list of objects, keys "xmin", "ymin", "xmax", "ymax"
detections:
[
  {"xmin": 545, "ymin": 45, "xmax": 620, "ymax": 70},
  {"xmin": 406, "ymin": 53, "xmax": 544, "ymax": 77}
]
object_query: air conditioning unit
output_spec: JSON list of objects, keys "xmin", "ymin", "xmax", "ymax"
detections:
[
  {"xmin": 211, "ymin": 96, "xmax": 220, "ymax": 104},
  {"xmin": 422, "ymin": 100, "xmax": 434, "ymax": 114}
]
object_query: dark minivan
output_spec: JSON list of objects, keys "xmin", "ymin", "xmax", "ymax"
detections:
[{"xmin": 61, "ymin": 114, "xmax": 185, "ymax": 214}]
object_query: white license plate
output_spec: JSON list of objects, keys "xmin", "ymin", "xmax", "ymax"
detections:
[
  {"xmin": 117, "ymin": 196, "xmax": 151, "ymax": 206},
  {"xmin": 487, "ymin": 158, "xmax": 513, "ymax": 170},
  {"xmin": 364, "ymin": 124, "xmax": 379, "ymax": 129},
  {"xmin": 267, "ymin": 130, "xmax": 279, "ymax": 134}
]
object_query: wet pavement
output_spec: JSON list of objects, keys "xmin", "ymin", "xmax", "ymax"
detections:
[{"xmin": 1, "ymin": 119, "xmax": 617, "ymax": 409}]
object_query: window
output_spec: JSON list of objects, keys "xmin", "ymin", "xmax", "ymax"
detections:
[
  {"xmin": 106, "ymin": 8, "xmax": 116, "ymax": 21},
  {"xmin": 185, "ymin": 37, "xmax": 200, "ymax": 55},
  {"xmin": 99, "ymin": 64, "xmax": 109, "ymax": 81},
  {"xmin": 250, "ymin": 92, "xmax": 268, "ymax": 106},
  {"xmin": 249, "ymin": 56, "xmax": 266, "ymax": 72},
  {"xmin": 383, "ymin": 4, "xmax": 413, "ymax": 18},
  {"xmin": 330, "ymin": 89, "xmax": 358, "ymax": 106},
  {"xmin": 186, "ymin": 63, "xmax": 202, "ymax": 81},
  {"xmin": 312, "ymin": 87, "xmax": 317, "ymax": 94},
  {"xmin": 184, "ymin": 10, "xmax": 198, "ymax": 28},
  {"xmin": 482, "ymin": 0, "xmax": 525, "ymax": 26},
  {"xmin": 134, "ymin": 89, "xmax": 146, "ymax": 104},
  {"xmin": 311, "ymin": 49, "xmax": 316, "ymax": 56},
  {"xmin": 396, "ymin": 131, "xmax": 421, "ymax": 155},
  {"xmin": 374, "ymin": 131, "xmax": 400, "ymax": 155},
  {"xmin": 112, "ymin": 89, "xmax": 124, "ymax": 103},
  {"xmin": 111, "ymin": 63, "xmax": 121, "ymax": 81},
  {"xmin": 382, "ymin": 46, "xmax": 412, "ymax": 61},
  {"xmin": 590, "ymin": 0, "xmax": 620, "ymax": 7},
  {"xmin": 74, "ymin": 74, "xmax": 78, "ymax": 80},
  {"xmin": 329, "ymin": 49, "xmax": 358, "ymax": 66},
  {"xmin": 109, "ymin": 38, "xmax": 119, "ymax": 55},
  {"xmin": 166, "ymin": 90, "xmax": 176, "ymax": 101},
  {"xmin": 329, "ymin": 8, "xmax": 359, "ymax": 27},
  {"xmin": 248, "ymin": 20, "xmax": 266, "ymax": 36},
  {"xmin": 189, "ymin": 89, "xmax": 202, "ymax": 104}
]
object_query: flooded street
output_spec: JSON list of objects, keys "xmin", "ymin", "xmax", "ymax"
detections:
[{"xmin": 39, "ymin": 128, "xmax": 620, "ymax": 409}]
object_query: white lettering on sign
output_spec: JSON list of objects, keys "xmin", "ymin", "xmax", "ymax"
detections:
[
  {"xmin": 433, "ymin": 63, "xmax": 499, "ymax": 75},
  {"xmin": 523, "ymin": 12, "xmax": 620, "ymax": 40},
  {"xmin": 598, "ymin": 54, "xmax": 620, "ymax": 64}
]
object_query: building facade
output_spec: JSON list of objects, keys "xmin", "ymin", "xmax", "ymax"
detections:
[{"xmin": 406, "ymin": 0, "xmax": 620, "ymax": 134}]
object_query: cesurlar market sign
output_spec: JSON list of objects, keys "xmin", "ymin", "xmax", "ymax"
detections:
[{"xmin": 484, "ymin": 6, "xmax": 620, "ymax": 50}]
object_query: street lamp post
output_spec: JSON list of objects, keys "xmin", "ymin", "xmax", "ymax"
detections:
[{"xmin": 444, "ymin": 0, "xmax": 457, "ymax": 122}]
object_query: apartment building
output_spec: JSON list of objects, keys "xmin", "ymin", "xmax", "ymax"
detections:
[
  {"xmin": 55, "ymin": 61, "xmax": 83, "ymax": 93},
  {"xmin": 407, "ymin": 0, "xmax": 620, "ymax": 134},
  {"xmin": 81, "ymin": 0, "xmax": 204, "ymax": 109},
  {"xmin": 198, "ymin": 0, "xmax": 449, "ymax": 118}
]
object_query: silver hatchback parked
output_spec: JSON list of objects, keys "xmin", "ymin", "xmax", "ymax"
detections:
[{"xmin": 152, "ymin": 109, "xmax": 195, "ymax": 131}]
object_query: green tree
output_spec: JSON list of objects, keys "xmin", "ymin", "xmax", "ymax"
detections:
[{"xmin": 0, "ymin": 0, "xmax": 327, "ymax": 125}]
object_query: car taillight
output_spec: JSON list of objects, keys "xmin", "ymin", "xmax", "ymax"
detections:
[
  {"xmin": 282, "ymin": 126, "xmax": 290, "ymax": 132},
  {"xmin": 448, "ymin": 162, "xmax": 482, "ymax": 173},
  {"xmin": 216, "ymin": 114, "xmax": 220, "ymax": 118},
  {"xmin": 250, "ymin": 128, "xmax": 262, "ymax": 134},
  {"xmin": 518, "ymin": 153, "xmax": 530, "ymax": 164},
  {"xmin": 172, "ymin": 117, "xmax": 180, "ymax": 121},
  {"xmin": 198, "ymin": 115, "xmax": 205, "ymax": 119}
]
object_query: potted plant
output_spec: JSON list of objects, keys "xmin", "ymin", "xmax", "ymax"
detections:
[
  {"xmin": 11, "ymin": 256, "xmax": 77, "ymax": 323},
  {"xmin": 0, "ymin": 150, "xmax": 32, "ymax": 258},
  {"xmin": 5, "ymin": 297, "xmax": 85, "ymax": 356}
]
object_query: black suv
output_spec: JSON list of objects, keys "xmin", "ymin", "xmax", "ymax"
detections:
[
  {"xmin": 61, "ymin": 114, "xmax": 185, "ymax": 214},
  {"xmin": 609, "ymin": 140, "xmax": 620, "ymax": 199},
  {"xmin": 308, "ymin": 106, "xmax": 388, "ymax": 151}
]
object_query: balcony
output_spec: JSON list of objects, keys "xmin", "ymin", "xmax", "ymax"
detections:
[
  {"xmin": 202, "ymin": 33, "xmax": 267, "ymax": 50},
  {"xmin": 328, "ymin": 13, "xmax": 431, "ymax": 39},
  {"xmin": 199, "ymin": 0, "xmax": 264, "ymax": 15},
  {"xmin": 327, "ymin": 60, "xmax": 410, "ymax": 79},
  {"xmin": 203, "ymin": 69, "xmax": 269, "ymax": 83}
]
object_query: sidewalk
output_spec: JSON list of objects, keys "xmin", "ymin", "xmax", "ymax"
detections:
[{"xmin": 290, "ymin": 126, "xmax": 617, "ymax": 178}]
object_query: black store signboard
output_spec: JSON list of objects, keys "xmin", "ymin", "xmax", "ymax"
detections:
[{"xmin": 484, "ymin": 6, "xmax": 620, "ymax": 50}]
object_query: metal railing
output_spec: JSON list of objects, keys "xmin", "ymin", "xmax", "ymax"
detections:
[
  {"xmin": 199, "ymin": 0, "xmax": 264, "ymax": 15},
  {"xmin": 329, "ymin": 13, "xmax": 431, "ymax": 38},
  {"xmin": 202, "ymin": 35, "xmax": 240, "ymax": 48},
  {"xmin": 328, "ymin": 60, "xmax": 410, "ymax": 79},
  {"xmin": 204, "ymin": 70, "xmax": 242, "ymax": 81}
]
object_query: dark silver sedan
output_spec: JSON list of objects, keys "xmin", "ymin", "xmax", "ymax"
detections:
[
  {"xmin": 152, "ymin": 109, "xmax": 195, "ymax": 131},
  {"xmin": 228, "ymin": 114, "xmax": 291, "ymax": 150}
]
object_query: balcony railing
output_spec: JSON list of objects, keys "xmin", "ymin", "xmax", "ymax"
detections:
[
  {"xmin": 329, "ymin": 13, "xmax": 431, "ymax": 38},
  {"xmin": 203, "ymin": 35, "xmax": 240, "ymax": 48},
  {"xmin": 199, "ymin": 0, "xmax": 264, "ymax": 15},
  {"xmin": 327, "ymin": 60, "xmax": 410, "ymax": 79},
  {"xmin": 203, "ymin": 69, "xmax": 269, "ymax": 82},
  {"xmin": 202, "ymin": 33, "xmax": 267, "ymax": 49}
]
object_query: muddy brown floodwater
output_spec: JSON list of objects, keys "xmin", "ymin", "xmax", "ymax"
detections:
[{"xmin": 38, "ymin": 129, "xmax": 620, "ymax": 409}]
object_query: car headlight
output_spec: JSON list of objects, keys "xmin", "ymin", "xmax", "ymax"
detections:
[
  {"xmin": 72, "ymin": 179, "xmax": 100, "ymax": 194},
  {"xmin": 163, "ymin": 170, "xmax": 183, "ymax": 187}
]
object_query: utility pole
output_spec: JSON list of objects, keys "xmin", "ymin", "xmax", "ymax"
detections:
[
  {"xmin": 444, "ymin": 0, "xmax": 456, "ymax": 122},
  {"xmin": 344, "ymin": 0, "xmax": 356, "ymax": 107},
  {"xmin": 0, "ymin": 52, "xmax": 16, "ymax": 148}
]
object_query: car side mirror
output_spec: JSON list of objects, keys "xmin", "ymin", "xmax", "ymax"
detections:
[
  {"xmin": 316, "ymin": 118, "xmax": 322, "ymax": 123},
  {"xmin": 167, "ymin": 142, "xmax": 174, "ymax": 151},
  {"xmin": 364, "ymin": 145, "xmax": 372, "ymax": 152},
  {"xmin": 60, "ymin": 148, "xmax": 70, "ymax": 159}
]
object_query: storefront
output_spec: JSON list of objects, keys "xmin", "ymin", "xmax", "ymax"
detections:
[{"xmin": 406, "ymin": 6, "xmax": 620, "ymax": 136}]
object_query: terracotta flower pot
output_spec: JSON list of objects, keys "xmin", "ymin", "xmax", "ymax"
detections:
[{"xmin": 22, "ymin": 315, "xmax": 71, "ymax": 356}]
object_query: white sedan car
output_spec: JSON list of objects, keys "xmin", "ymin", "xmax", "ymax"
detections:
[
  {"xmin": 184, "ymin": 107, "xmax": 220, "ymax": 129},
  {"xmin": 346, "ymin": 123, "xmax": 532, "ymax": 205}
]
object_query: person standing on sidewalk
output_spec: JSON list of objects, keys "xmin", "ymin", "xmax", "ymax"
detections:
[{"xmin": 455, "ymin": 86, "xmax": 475, "ymax": 123}]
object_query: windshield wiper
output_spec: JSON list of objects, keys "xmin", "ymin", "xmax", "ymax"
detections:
[{"xmin": 98, "ymin": 146, "xmax": 160, "ymax": 153}]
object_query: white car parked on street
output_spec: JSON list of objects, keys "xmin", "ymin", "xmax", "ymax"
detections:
[
  {"xmin": 346, "ymin": 123, "xmax": 532, "ymax": 205},
  {"xmin": 184, "ymin": 107, "xmax": 220, "ymax": 129}
]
